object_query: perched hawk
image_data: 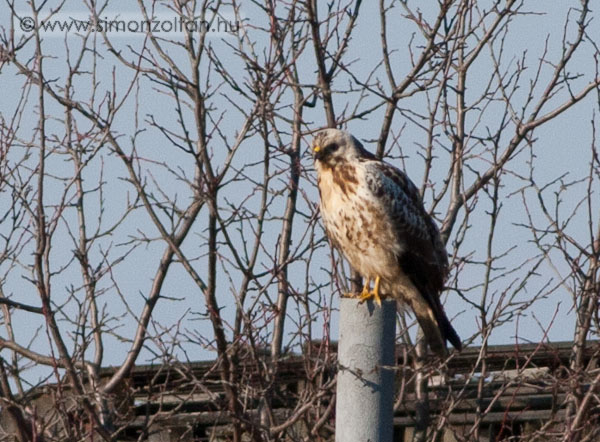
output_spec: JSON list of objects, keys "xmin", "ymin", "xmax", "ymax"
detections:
[{"xmin": 313, "ymin": 129, "xmax": 461, "ymax": 356}]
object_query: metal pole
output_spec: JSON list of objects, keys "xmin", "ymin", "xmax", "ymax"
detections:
[{"xmin": 335, "ymin": 297, "xmax": 397, "ymax": 442}]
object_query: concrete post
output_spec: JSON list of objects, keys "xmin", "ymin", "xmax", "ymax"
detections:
[{"xmin": 335, "ymin": 297, "xmax": 397, "ymax": 442}]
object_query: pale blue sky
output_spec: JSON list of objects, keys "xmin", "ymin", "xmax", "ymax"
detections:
[{"xmin": 0, "ymin": 1, "xmax": 598, "ymax": 383}]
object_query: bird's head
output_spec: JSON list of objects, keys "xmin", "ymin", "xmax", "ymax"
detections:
[{"xmin": 312, "ymin": 129, "xmax": 368, "ymax": 169}]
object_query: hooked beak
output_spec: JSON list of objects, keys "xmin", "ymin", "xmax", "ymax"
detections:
[{"xmin": 313, "ymin": 145, "xmax": 323, "ymax": 161}]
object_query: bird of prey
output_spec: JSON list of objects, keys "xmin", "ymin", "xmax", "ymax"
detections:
[{"xmin": 312, "ymin": 128, "xmax": 461, "ymax": 356}]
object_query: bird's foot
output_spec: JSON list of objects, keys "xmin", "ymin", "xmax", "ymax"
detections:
[
  {"xmin": 357, "ymin": 291, "xmax": 382, "ymax": 306},
  {"xmin": 357, "ymin": 276, "xmax": 382, "ymax": 307}
]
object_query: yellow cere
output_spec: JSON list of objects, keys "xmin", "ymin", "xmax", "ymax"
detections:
[{"xmin": 314, "ymin": 145, "xmax": 321, "ymax": 153}]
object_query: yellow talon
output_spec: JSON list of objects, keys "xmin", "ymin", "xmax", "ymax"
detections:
[
  {"xmin": 372, "ymin": 276, "xmax": 382, "ymax": 306},
  {"xmin": 357, "ymin": 277, "xmax": 371, "ymax": 302},
  {"xmin": 357, "ymin": 276, "xmax": 382, "ymax": 307}
]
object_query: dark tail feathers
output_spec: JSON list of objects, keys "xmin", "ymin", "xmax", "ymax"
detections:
[{"xmin": 436, "ymin": 307, "xmax": 462, "ymax": 351}]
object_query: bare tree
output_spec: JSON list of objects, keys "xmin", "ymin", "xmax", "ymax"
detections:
[{"xmin": 0, "ymin": 0, "xmax": 599, "ymax": 441}]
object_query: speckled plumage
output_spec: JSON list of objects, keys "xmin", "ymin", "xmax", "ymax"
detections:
[{"xmin": 313, "ymin": 129, "xmax": 461, "ymax": 356}]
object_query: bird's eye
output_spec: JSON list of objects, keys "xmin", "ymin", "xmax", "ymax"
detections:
[{"xmin": 326, "ymin": 143, "xmax": 339, "ymax": 152}]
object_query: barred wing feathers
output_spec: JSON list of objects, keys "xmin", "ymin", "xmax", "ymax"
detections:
[{"xmin": 364, "ymin": 161, "xmax": 461, "ymax": 351}]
